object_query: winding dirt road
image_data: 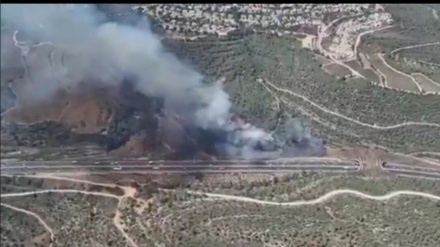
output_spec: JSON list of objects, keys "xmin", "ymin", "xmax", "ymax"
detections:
[
  {"xmin": 0, "ymin": 202, "xmax": 55, "ymax": 247},
  {"xmin": 264, "ymin": 79, "xmax": 440, "ymax": 129},
  {"xmin": 390, "ymin": 41, "xmax": 440, "ymax": 56},
  {"xmin": 353, "ymin": 25, "xmax": 394, "ymax": 61},
  {"xmin": 186, "ymin": 189, "xmax": 440, "ymax": 206},
  {"xmin": 1, "ymin": 174, "xmax": 439, "ymax": 247},
  {"xmin": 1, "ymin": 175, "xmax": 141, "ymax": 247}
]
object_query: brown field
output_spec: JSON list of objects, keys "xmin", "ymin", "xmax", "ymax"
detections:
[
  {"xmin": 321, "ymin": 37, "xmax": 333, "ymax": 51},
  {"xmin": 363, "ymin": 69, "xmax": 381, "ymax": 83},
  {"xmin": 345, "ymin": 60, "xmax": 363, "ymax": 71},
  {"xmin": 2, "ymin": 89, "xmax": 117, "ymax": 134},
  {"xmin": 299, "ymin": 25, "xmax": 318, "ymax": 36},
  {"xmin": 358, "ymin": 53, "xmax": 372, "ymax": 69},
  {"xmin": 412, "ymin": 73, "xmax": 440, "ymax": 93},
  {"xmin": 315, "ymin": 55, "xmax": 332, "ymax": 65},
  {"xmin": 369, "ymin": 54, "xmax": 421, "ymax": 92},
  {"xmin": 387, "ymin": 55, "xmax": 440, "ymax": 83},
  {"xmin": 344, "ymin": 60, "xmax": 380, "ymax": 83},
  {"xmin": 322, "ymin": 63, "xmax": 351, "ymax": 77}
]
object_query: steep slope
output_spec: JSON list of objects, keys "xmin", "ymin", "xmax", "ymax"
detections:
[{"xmin": 0, "ymin": 5, "xmax": 328, "ymax": 160}]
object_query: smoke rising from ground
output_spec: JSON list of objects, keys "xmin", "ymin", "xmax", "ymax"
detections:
[{"xmin": 1, "ymin": 4, "xmax": 326, "ymax": 159}]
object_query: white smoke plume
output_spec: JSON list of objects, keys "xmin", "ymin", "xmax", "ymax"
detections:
[{"xmin": 1, "ymin": 4, "xmax": 279, "ymax": 159}]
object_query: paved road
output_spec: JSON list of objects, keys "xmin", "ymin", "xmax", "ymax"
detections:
[
  {"xmin": 1, "ymin": 159, "xmax": 440, "ymax": 180},
  {"xmin": 1, "ymin": 166, "xmax": 359, "ymax": 176},
  {"xmin": 385, "ymin": 162, "xmax": 440, "ymax": 173},
  {"xmin": 385, "ymin": 169, "xmax": 440, "ymax": 181},
  {"xmin": 1, "ymin": 157, "xmax": 351, "ymax": 165},
  {"xmin": 1, "ymin": 159, "xmax": 357, "ymax": 175}
]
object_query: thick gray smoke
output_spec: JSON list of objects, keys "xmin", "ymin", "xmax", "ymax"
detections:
[
  {"xmin": 1, "ymin": 4, "xmax": 325, "ymax": 159},
  {"xmin": 278, "ymin": 118, "xmax": 326, "ymax": 157}
]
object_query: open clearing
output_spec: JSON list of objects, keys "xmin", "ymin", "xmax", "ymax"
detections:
[
  {"xmin": 412, "ymin": 73, "xmax": 440, "ymax": 93},
  {"xmin": 369, "ymin": 54, "xmax": 421, "ymax": 92},
  {"xmin": 344, "ymin": 60, "xmax": 380, "ymax": 83},
  {"xmin": 362, "ymin": 69, "xmax": 381, "ymax": 84},
  {"xmin": 300, "ymin": 35, "xmax": 316, "ymax": 49},
  {"xmin": 315, "ymin": 54, "xmax": 333, "ymax": 65},
  {"xmin": 322, "ymin": 63, "xmax": 351, "ymax": 77}
]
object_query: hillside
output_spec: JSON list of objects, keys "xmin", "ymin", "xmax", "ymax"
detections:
[
  {"xmin": 1, "ymin": 4, "xmax": 439, "ymax": 158},
  {"xmin": 164, "ymin": 34, "xmax": 440, "ymax": 153},
  {"xmin": 1, "ymin": 6, "xmax": 329, "ymax": 160},
  {"xmin": 1, "ymin": 5, "xmax": 439, "ymax": 247}
]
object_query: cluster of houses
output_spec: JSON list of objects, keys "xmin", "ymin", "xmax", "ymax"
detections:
[
  {"xmin": 328, "ymin": 12, "xmax": 393, "ymax": 60},
  {"xmin": 134, "ymin": 4, "xmax": 374, "ymax": 38}
]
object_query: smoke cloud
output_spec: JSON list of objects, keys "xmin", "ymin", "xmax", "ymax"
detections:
[{"xmin": 1, "ymin": 4, "xmax": 325, "ymax": 159}]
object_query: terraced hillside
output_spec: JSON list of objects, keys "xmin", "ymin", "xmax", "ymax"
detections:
[
  {"xmin": 359, "ymin": 5, "xmax": 440, "ymax": 83},
  {"xmin": 164, "ymin": 34, "xmax": 440, "ymax": 153},
  {"xmin": 393, "ymin": 44, "xmax": 440, "ymax": 64}
]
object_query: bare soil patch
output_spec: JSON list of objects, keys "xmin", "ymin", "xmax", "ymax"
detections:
[
  {"xmin": 297, "ymin": 25, "xmax": 319, "ymax": 36},
  {"xmin": 322, "ymin": 63, "xmax": 351, "ymax": 77},
  {"xmin": 315, "ymin": 55, "xmax": 333, "ymax": 65},
  {"xmin": 77, "ymin": 173, "xmax": 186, "ymax": 189},
  {"xmin": 28, "ymin": 232, "xmax": 52, "ymax": 247},
  {"xmin": 369, "ymin": 54, "xmax": 420, "ymax": 92},
  {"xmin": 321, "ymin": 37, "xmax": 332, "ymax": 51},
  {"xmin": 412, "ymin": 74, "xmax": 440, "ymax": 93},
  {"xmin": 344, "ymin": 60, "xmax": 380, "ymax": 83},
  {"xmin": 300, "ymin": 35, "xmax": 316, "ymax": 50},
  {"xmin": 363, "ymin": 69, "xmax": 381, "ymax": 83},
  {"xmin": 2, "ymin": 88, "xmax": 118, "ymax": 134},
  {"xmin": 358, "ymin": 53, "xmax": 372, "ymax": 69}
]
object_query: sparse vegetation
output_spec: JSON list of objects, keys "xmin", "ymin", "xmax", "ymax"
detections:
[
  {"xmin": 1, "ymin": 206, "xmax": 49, "ymax": 247},
  {"xmin": 360, "ymin": 5, "xmax": 440, "ymax": 84},
  {"xmin": 362, "ymin": 4, "xmax": 440, "ymax": 53},
  {"xmin": 1, "ymin": 4, "xmax": 440, "ymax": 247},
  {"xmin": 368, "ymin": 54, "xmax": 420, "ymax": 92},
  {"xmin": 2, "ymin": 193, "xmax": 123, "ymax": 247},
  {"xmin": 2, "ymin": 173, "xmax": 438, "ymax": 247},
  {"xmin": 383, "ymin": 54, "xmax": 440, "ymax": 83},
  {"xmin": 395, "ymin": 44, "xmax": 440, "ymax": 64},
  {"xmin": 383, "ymin": 4, "xmax": 440, "ymax": 43}
]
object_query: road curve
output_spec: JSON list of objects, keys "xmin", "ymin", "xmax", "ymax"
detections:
[
  {"xmin": 186, "ymin": 189, "xmax": 440, "ymax": 206},
  {"xmin": 265, "ymin": 80, "xmax": 440, "ymax": 129},
  {"xmin": 0, "ymin": 202, "xmax": 55, "ymax": 247},
  {"xmin": 390, "ymin": 41, "xmax": 440, "ymax": 56}
]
